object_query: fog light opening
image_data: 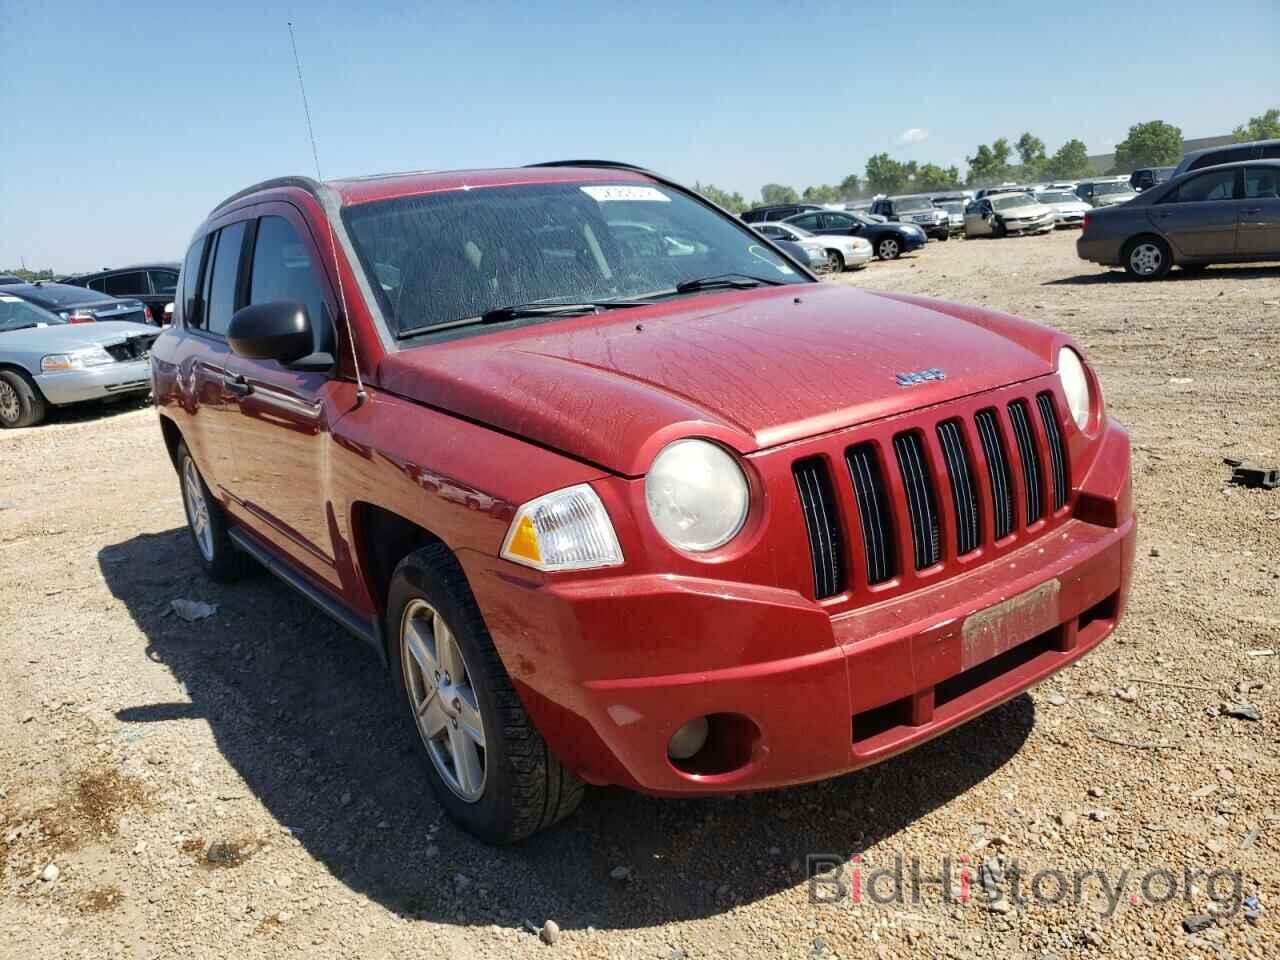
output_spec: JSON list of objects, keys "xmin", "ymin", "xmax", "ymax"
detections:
[
  {"xmin": 667, "ymin": 716, "xmax": 710, "ymax": 761},
  {"xmin": 667, "ymin": 712, "xmax": 760, "ymax": 776}
]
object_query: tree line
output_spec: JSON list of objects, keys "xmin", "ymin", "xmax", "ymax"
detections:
[{"xmin": 696, "ymin": 108, "xmax": 1279, "ymax": 214}]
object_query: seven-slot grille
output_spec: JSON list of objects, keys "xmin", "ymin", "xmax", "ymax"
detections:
[{"xmin": 795, "ymin": 391, "xmax": 1071, "ymax": 599}]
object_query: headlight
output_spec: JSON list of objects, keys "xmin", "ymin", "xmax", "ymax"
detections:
[
  {"xmin": 1057, "ymin": 347, "xmax": 1092, "ymax": 430},
  {"xmin": 41, "ymin": 346, "xmax": 114, "ymax": 371},
  {"xmin": 500, "ymin": 484, "xmax": 623, "ymax": 571},
  {"xmin": 645, "ymin": 439, "xmax": 749, "ymax": 552}
]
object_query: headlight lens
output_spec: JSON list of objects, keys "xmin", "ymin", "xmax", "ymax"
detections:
[
  {"xmin": 500, "ymin": 484, "xmax": 623, "ymax": 571},
  {"xmin": 41, "ymin": 346, "xmax": 114, "ymax": 371},
  {"xmin": 1057, "ymin": 347, "xmax": 1091, "ymax": 430},
  {"xmin": 645, "ymin": 439, "xmax": 749, "ymax": 552}
]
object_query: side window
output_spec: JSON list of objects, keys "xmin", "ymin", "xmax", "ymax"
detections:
[
  {"xmin": 1244, "ymin": 167, "xmax": 1279, "ymax": 199},
  {"xmin": 180, "ymin": 237, "xmax": 208, "ymax": 328},
  {"xmin": 1189, "ymin": 149, "xmax": 1236, "ymax": 172},
  {"xmin": 205, "ymin": 221, "xmax": 248, "ymax": 336},
  {"xmin": 1167, "ymin": 168, "xmax": 1237, "ymax": 203},
  {"xmin": 790, "ymin": 213, "xmax": 819, "ymax": 230},
  {"xmin": 248, "ymin": 215, "xmax": 332, "ymax": 353},
  {"xmin": 149, "ymin": 270, "xmax": 178, "ymax": 296},
  {"xmin": 87, "ymin": 277, "xmax": 107, "ymax": 292},
  {"xmin": 102, "ymin": 271, "xmax": 146, "ymax": 297},
  {"xmin": 1261, "ymin": 144, "xmax": 1280, "ymax": 161}
]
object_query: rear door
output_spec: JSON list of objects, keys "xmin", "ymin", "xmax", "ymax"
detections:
[
  {"xmin": 1148, "ymin": 168, "xmax": 1241, "ymax": 258},
  {"xmin": 1237, "ymin": 166, "xmax": 1280, "ymax": 256},
  {"xmin": 224, "ymin": 205, "xmax": 344, "ymax": 589}
]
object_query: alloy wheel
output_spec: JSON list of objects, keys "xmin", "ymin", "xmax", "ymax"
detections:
[
  {"xmin": 879, "ymin": 238, "xmax": 899, "ymax": 259},
  {"xmin": 182, "ymin": 457, "xmax": 214, "ymax": 562},
  {"xmin": 1129, "ymin": 242, "xmax": 1163, "ymax": 276},
  {"xmin": 400, "ymin": 598, "xmax": 487, "ymax": 802},
  {"xmin": 826, "ymin": 250, "xmax": 842, "ymax": 272},
  {"xmin": 0, "ymin": 381, "xmax": 19, "ymax": 425}
]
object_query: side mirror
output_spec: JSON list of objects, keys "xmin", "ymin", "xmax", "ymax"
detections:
[{"xmin": 227, "ymin": 301, "xmax": 314, "ymax": 364}]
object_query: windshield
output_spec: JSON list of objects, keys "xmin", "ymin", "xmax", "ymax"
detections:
[
  {"xmin": 894, "ymin": 197, "xmax": 933, "ymax": 212},
  {"xmin": 936, "ymin": 201, "xmax": 964, "ymax": 214},
  {"xmin": 991, "ymin": 194, "xmax": 1036, "ymax": 211},
  {"xmin": 341, "ymin": 180, "xmax": 807, "ymax": 338},
  {"xmin": 1094, "ymin": 182, "xmax": 1135, "ymax": 196},
  {"xmin": 0, "ymin": 295, "xmax": 65, "ymax": 332},
  {"xmin": 1037, "ymin": 191, "xmax": 1078, "ymax": 204}
]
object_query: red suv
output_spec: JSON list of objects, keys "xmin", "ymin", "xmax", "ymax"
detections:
[{"xmin": 151, "ymin": 162, "xmax": 1136, "ymax": 842}]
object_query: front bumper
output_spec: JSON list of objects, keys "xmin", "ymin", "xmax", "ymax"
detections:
[
  {"xmin": 35, "ymin": 359, "xmax": 151, "ymax": 405},
  {"xmin": 1005, "ymin": 215, "xmax": 1056, "ymax": 234},
  {"xmin": 1054, "ymin": 212, "xmax": 1086, "ymax": 227},
  {"xmin": 475, "ymin": 419, "xmax": 1136, "ymax": 795}
]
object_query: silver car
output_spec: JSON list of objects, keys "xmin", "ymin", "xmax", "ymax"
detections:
[
  {"xmin": 964, "ymin": 193, "xmax": 1056, "ymax": 238},
  {"xmin": 1077, "ymin": 159, "xmax": 1280, "ymax": 279},
  {"xmin": 0, "ymin": 293, "xmax": 156, "ymax": 428},
  {"xmin": 1075, "ymin": 178, "xmax": 1138, "ymax": 208},
  {"xmin": 1035, "ymin": 190, "xmax": 1092, "ymax": 228}
]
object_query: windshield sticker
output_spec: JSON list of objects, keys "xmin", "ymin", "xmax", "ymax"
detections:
[{"xmin": 581, "ymin": 185, "xmax": 670, "ymax": 203}]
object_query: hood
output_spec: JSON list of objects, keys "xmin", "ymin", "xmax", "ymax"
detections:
[
  {"xmin": 0, "ymin": 320, "xmax": 156, "ymax": 354},
  {"xmin": 379, "ymin": 285, "xmax": 1057, "ymax": 476},
  {"xmin": 997, "ymin": 201, "xmax": 1053, "ymax": 218}
]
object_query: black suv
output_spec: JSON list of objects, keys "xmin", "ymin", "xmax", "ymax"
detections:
[
  {"xmin": 61, "ymin": 263, "xmax": 180, "ymax": 325},
  {"xmin": 740, "ymin": 203, "xmax": 823, "ymax": 223}
]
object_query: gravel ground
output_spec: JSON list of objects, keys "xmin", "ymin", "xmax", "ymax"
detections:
[{"xmin": 1, "ymin": 231, "xmax": 1277, "ymax": 959}]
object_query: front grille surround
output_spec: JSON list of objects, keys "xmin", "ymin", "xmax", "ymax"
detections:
[{"xmin": 788, "ymin": 378, "xmax": 1076, "ymax": 604}]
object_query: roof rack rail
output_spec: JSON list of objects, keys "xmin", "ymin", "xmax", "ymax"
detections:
[
  {"xmin": 526, "ymin": 159, "xmax": 655, "ymax": 174},
  {"xmin": 208, "ymin": 175, "xmax": 322, "ymax": 216}
]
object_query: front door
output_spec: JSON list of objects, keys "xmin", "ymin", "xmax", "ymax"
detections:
[
  {"xmin": 965, "ymin": 201, "xmax": 992, "ymax": 236},
  {"xmin": 224, "ymin": 206, "xmax": 345, "ymax": 590},
  {"xmin": 1237, "ymin": 166, "xmax": 1280, "ymax": 256},
  {"xmin": 1148, "ymin": 167, "xmax": 1240, "ymax": 259}
]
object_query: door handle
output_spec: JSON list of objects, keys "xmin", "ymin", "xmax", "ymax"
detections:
[{"xmin": 223, "ymin": 373, "xmax": 252, "ymax": 398}]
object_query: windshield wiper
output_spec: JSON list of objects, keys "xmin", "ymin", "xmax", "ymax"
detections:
[
  {"xmin": 672, "ymin": 273, "xmax": 787, "ymax": 294},
  {"xmin": 396, "ymin": 299, "xmax": 654, "ymax": 339}
]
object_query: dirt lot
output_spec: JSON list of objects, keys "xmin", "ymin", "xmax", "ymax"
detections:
[{"xmin": 2, "ymin": 231, "xmax": 1277, "ymax": 959}]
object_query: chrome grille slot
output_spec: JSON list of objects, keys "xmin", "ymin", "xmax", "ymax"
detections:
[
  {"xmin": 793, "ymin": 458, "xmax": 844, "ymax": 599},
  {"xmin": 937, "ymin": 419, "xmax": 981, "ymax": 556},
  {"xmin": 892, "ymin": 432, "xmax": 941, "ymax": 570},
  {"xmin": 975, "ymin": 409, "xmax": 1015, "ymax": 539},
  {"xmin": 846, "ymin": 443, "xmax": 896, "ymax": 584},
  {"xmin": 1008, "ymin": 400, "xmax": 1043, "ymax": 524},
  {"xmin": 1036, "ymin": 392, "xmax": 1068, "ymax": 511}
]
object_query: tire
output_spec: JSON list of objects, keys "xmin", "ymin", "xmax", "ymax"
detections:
[
  {"xmin": 0, "ymin": 369, "xmax": 47, "ymax": 429},
  {"xmin": 876, "ymin": 236, "xmax": 902, "ymax": 260},
  {"xmin": 176, "ymin": 441, "xmax": 252, "ymax": 582},
  {"xmin": 1123, "ymin": 236, "xmax": 1172, "ymax": 280},
  {"xmin": 388, "ymin": 543, "xmax": 583, "ymax": 843},
  {"xmin": 937, "ymin": 231, "xmax": 949, "ymax": 242},
  {"xmin": 825, "ymin": 249, "xmax": 844, "ymax": 273},
  {"xmin": 991, "ymin": 220, "xmax": 1007, "ymax": 240}
]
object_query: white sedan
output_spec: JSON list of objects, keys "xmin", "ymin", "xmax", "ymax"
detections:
[
  {"xmin": 1035, "ymin": 190, "xmax": 1091, "ymax": 228},
  {"xmin": 752, "ymin": 222, "xmax": 874, "ymax": 272}
]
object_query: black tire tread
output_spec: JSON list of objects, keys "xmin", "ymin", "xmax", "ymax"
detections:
[
  {"xmin": 175, "ymin": 441, "xmax": 255, "ymax": 582},
  {"xmin": 391, "ymin": 543, "xmax": 583, "ymax": 842}
]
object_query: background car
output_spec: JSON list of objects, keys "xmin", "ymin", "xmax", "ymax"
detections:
[
  {"xmin": 60, "ymin": 263, "xmax": 179, "ymax": 325},
  {"xmin": 1171, "ymin": 137, "xmax": 1280, "ymax": 178},
  {"xmin": 870, "ymin": 195, "xmax": 950, "ymax": 240},
  {"xmin": 1129, "ymin": 167, "xmax": 1175, "ymax": 192},
  {"xmin": 975, "ymin": 185, "xmax": 1033, "ymax": 200},
  {"xmin": 1077, "ymin": 159, "xmax": 1280, "ymax": 279},
  {"xmin": 784, "ymin": 208, "xmax": 926, "ymax": 260},
  {"xmin": 740, "ymin": 202, "xmax": 823, "ymax": 223},
  {"xmin": 0, "ymin": 282, "xmax": 150, "ymax": 325},
  {"xmin": 753, "ymin": 222, "xmax": 873, "ymax": 271},
  {"xmin": 1075, "ymin": 178, "xmax": 1137, "ymax": 208},
  {"xmin": 964, "ymin": 193, "xmax": 1056, "ymax": 238},
  {"xmin": 1035, "ymin": 189, "xmax": 1092, "ymax": 227},
  {"xmin": 930, "ymin": 195, "xmax": 968, "ymax": 235},
  {"xmin": 0, "ymin": 292, "xmax": 156, "ymax": 427},
  {"xmin": 0, "ymin": 274, "xmax": 24, "ymax": 285}
]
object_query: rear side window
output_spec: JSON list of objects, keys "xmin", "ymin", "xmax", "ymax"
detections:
[
  {"xmin": 180, "ymin": 239, "xmax": 207, "ymax": 328},
  {"xmin": 87, "ymin": 277, "xmax": 107, "ymax": 292},
  {"xmin": 102, "ymin": 272, "xmax": 146, "ymax": 297},
  {"xmin": 150, "ymin": 270, "xmax": 178, "ymax": 296},
  {"xmin": 248, "ymin": 216, "xmax": 332, "ymax": 352},
  {"xmin": 790, "ymin": 213, "xmax": 820, "ymax": 230},
  {"xmin": 1167, "ymin": 168, "xmax": 1237, "ymax": 203},
  {"xmin": 205, "ymin": 222, "xmax": 248, "ymax": 336},
  {"xmin": 1189, "ymin": 148, "xmax": 1242, "ymax": 172}
]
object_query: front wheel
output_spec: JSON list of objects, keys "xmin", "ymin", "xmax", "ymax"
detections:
[
  {"xmin": 877, "ymin": 236, "xmax": 901, "ymax": 260},
  {"xmin": 389, "ymin": 543, "xmax": 583, "ymax": 843},
  {"xmin": 826, "ymin": 249, "xmax": 844, "ymax": 272},
  {"xmin": 0, "ymin": 369, "xmax": 47, "ymax": 429},
  {"xmin": 1123, "ymin": 236, "xmax": 1172, "ymax": 279}
]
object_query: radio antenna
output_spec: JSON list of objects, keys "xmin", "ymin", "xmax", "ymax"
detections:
[{"xmin": 288, "ymin": 20, "xmax": 367, "ymax": 406}]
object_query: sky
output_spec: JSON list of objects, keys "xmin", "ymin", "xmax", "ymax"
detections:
[{"xmin": 1, "ymin": 0, "xmax": 1276, "ymax": 271}]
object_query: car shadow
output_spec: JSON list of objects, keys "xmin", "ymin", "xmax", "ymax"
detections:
[
  {"xmin": 1046, "ymin": 264, "xmax": 1280, "ymax": 285},
  {"xmin": 99, "ymin": 528, "xmax": 1035, "ymax": 931}
]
